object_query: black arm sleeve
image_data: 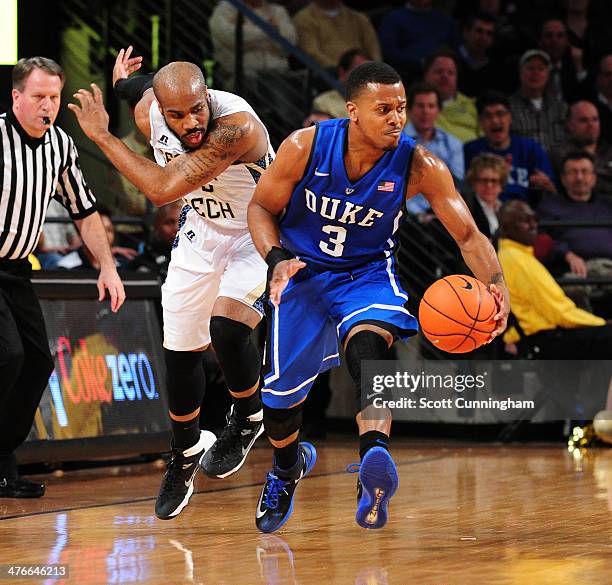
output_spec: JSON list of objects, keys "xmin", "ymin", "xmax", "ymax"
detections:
[{"xmin": 114, "ymin": 73, "xmax": 155, "ymax": 102}]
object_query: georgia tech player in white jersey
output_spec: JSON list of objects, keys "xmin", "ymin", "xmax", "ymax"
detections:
[
  {"xmin": 149, "ymin": 94, "xmax": 273, "ymax": 230},
  {"xmin": 69, "ymin": 48, "xmax": 272, "ymax": 520}
]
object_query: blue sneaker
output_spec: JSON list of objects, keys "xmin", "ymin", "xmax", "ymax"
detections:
[
  {"xmin": 255, "ymin": 442, "xmax": 317, "ymax": 533},
  {"xmin": 348, "ymin": 447, "xmax": 398, "ymax": 529}
]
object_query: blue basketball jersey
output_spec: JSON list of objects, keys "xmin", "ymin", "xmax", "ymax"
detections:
[{"xmin": 279, "ymin": 119, "xmax": 416, "ymax": 271}]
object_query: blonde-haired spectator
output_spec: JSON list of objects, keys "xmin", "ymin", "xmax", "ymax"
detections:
[{"xmin": 464, "ymin": 152, "xmax": 508, "ymax": 239}]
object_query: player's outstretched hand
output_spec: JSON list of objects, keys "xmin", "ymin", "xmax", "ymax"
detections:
[
  {"xmin": 98, "ymin": 266, "xmax": 126, "ymax": 313},
  {"xmin": 269, "ymin": 259, "xmax": 306, "ymax": 306},
  {"xmin": 68, "ymin": 84, "xmax": 110, "ymax": 143},
  {"xmin": 488, "ymin": 283, "xmax": 509, "ymax": 342},
  {"xmin": 113, "ymin": 46, "xmax": 143, "ymax": 87}
]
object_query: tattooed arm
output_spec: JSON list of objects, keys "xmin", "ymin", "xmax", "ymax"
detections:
[
  {"xmin": 68, "ymin": 84, "xmax": 266, "ymax": 206},
  {"xmin": 407, "ymin": 145, "xmax": 510, "ymax": 338},
  {"xmin": 171, "ymin": 117, "xmax": 253, "ymax": 188}
]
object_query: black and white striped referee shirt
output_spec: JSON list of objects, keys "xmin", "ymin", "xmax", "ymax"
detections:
[{"xmin": 0, "ymin": 109, "xmax": 96, "ymax": 261}]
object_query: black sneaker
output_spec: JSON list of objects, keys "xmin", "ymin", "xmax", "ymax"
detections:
[
  {"xmin": 0, "ymin": 456, "xmax": 45, "ymax": 499},
  {"xmin": 201, "ymin": 406, "xmax": 264, "ymax": 479},
  {"xmin": 255, "ymin": 442, "xmax": 317, "ymax": 533},
  {"xmin": 155, "ymin": 430, "xmax": 216, "ymax": 520}
]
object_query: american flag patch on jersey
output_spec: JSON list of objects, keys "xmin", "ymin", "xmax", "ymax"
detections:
[{"xmin": 377, "ymin": 180, "xmax": 395, "ymax": 192}]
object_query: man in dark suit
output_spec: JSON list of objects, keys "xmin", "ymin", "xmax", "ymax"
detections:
[
  {"xmin": 539, "ymin": 18, "xmax": 589, "ymax": 104},
  {"xmin": 594, "ymin": 55, "xmax": 612, "ymax": 144}
]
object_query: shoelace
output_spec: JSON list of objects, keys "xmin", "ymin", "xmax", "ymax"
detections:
[
  {"xmin": 160, "ymin": 450, "xmax": 189, "ymax": 497},
  {"xmin": 211, "ymin": 411, "xmax": 248, "ymax": 455},
  {"xmin": 346, "ymin": 463, "xmax": 363, "ymax": 500},
  {"xmin": 263, "ymin": 472, "xmax": 289, "ymax": 510}
]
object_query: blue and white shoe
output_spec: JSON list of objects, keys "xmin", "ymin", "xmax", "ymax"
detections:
[
  {"xmin": 347, "ymin": 447, "xmax": 398, "ymax": 529},
  {"xmin": 255, "ymin": 442, "xmax": 317, "ymax": 533}
]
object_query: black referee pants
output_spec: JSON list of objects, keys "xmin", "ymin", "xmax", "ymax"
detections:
[
  {"xmin": 524, "ymin": 325, "xmax": 612, "ymax": 360},
  {"xmin": 0, "ymin": 260, "xmax": 54, "ymax": 458}
]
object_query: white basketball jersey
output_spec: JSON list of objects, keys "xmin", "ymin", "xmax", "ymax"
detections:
[{"xmin": 149, "ymin": 89, "xmax": 274, "ymax": 230}]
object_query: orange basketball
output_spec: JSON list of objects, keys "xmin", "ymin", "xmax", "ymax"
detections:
[{"xmin": 418, "ymin": 275, "xmax": 497, "ymax": 354}]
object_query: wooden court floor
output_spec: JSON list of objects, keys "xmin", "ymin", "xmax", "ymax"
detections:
[{"xmin": 1, "ymin": 441, "xmax": 611, "ymax": 585}]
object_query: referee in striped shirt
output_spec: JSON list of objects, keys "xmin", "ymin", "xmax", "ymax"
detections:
[{"xmin": 0, "ymin": 57, "xmax": 125, "ymax": 498}]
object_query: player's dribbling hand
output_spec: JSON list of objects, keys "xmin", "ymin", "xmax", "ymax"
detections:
[
  {"xmin": 488, "ymin": 283, "xmax": 509, "ymax": 342},
  {"xmin": 269, "ymin": 259, "xmax": 306, "ymax": 306},
  {"xmin": 113, "ymin": 46, "xmax": 143, "ymax": 87},
  {"xmin": 68, "ymin": 84, "xmax": 110, "ymax": 142}
]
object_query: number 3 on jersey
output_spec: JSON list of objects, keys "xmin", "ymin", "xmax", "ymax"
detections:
[{"xmin": 319, "ymin": 225, "xmax": 346, "ymax": 257}]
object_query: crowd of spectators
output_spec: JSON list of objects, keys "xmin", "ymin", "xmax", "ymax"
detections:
[
  {"xmin": 0, "ymin": 1, "xmax": 605, "ymax": 449},
  {"xmin": 16, "ymin": 1, "xmax": 612, "ymax": 331}
]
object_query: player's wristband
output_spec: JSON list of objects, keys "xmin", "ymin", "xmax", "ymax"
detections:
[
  {"xmin": 265, "ymin": 246, "xmax": 295, "ymax": 286},
  {"xmin": 114, "ymin": 73, "xmax": 154, "ymax": 102},
  {"xmin": 265, "ymin": 246, "xmax": 294, "ymax": 271}
]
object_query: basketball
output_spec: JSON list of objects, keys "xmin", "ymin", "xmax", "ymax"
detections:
[{"xmin": 419, "ymin": 275, "xmax": 497, "ymax": 353}]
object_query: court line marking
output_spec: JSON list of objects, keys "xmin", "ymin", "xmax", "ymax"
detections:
[{"xmin": 0, "ymin": 455, "xmax": 447, "ymax": 521}]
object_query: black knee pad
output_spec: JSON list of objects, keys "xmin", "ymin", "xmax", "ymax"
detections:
[
  {"xmin": 263, "ymin": 402, "xmax": 304, "ymax": 441},
  {"xmin": 345, "ymin": 330, "xmax": 391, "ymax": 415},
  {"xmin": 210, "ymin": 316, "xmax": 261, "ymax": 392},
  {"xmin": 164, "ymin": 348, "xmax": 204, "ymax": 371},
  {"xmin": 164, "ymin": 349, "xmax": 206, "ymax": 415}
]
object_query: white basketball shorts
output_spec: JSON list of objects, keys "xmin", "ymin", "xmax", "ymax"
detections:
[{"xmin": 162, "ymin": 205, "xmax": 267, "ymax": 351}]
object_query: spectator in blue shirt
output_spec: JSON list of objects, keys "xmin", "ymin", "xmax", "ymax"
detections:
[
  {"xmin": 378, "ymin": 0, "xmax": 459, "ymax": 81},
  {"xmin": 404, "ymin": 81, "xmax": 464, "ymax": 213},
  {"xmin": 464, "ymin": 91, "xmax": 557, "ymax": 206}
]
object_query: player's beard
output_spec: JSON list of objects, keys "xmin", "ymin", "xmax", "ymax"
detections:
[{"xmin": 181, "ymin": 127, "xmax": 207, "ymax": 150}]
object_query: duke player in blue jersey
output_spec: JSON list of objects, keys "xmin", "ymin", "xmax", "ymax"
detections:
[{"xmin": 248, "ymin": 62, "xmax": 510, "ymax": 533}]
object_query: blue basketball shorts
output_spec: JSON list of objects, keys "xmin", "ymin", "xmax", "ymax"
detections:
[{"xmin": 262, "ymin": 256, "xmax": 419, "ymax": 409}]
